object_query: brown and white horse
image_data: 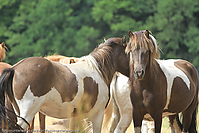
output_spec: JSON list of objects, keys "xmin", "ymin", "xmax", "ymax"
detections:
[
  {"xmin": 0, "ymin": 36, "xmax": 129, "ymax": 133},
  {"xmin": 125, "ymin": 30, "xmax": 198, "ymax": 133}
]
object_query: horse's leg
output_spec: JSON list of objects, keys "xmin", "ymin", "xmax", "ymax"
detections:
[
  {"xmin": 39, "ymin": 112, "xmax": 45, "ymax": 133},
  {"xmin": 151, "ymin": 112, "xmax": 162, "ymax": 133},
  {"xmin": 89, "ymin": 110, "xmax": 104, "ymax": 133},
  {"xmin": 114, "ymin": 101, "xmax": 132, "ymax": 133},
  {"xmin": 113, "ymin": 83, "xmax": 132, "ymax": 133},
  {"xmin": 169, "ymin": 114, "xmax": 182, "ymax": 133},
  {"xmin": 168, "ymin": 115, "xmax": 181, "ymax": 133},
  {"xmin": 133, "ymin": 109, "xmax": 144, "ymax": 133},
  {"xmin": 141, "ymin": 120, "xmax": 149, "ymax": 133},
  {"xmin": 28, "ymin": 117, "xmax": 35, "ymax": 133},
  {"xmin": 17, "ymin": 98, "xmax": 45, "ymax": 129},
  {"xmin": 181, "ymin": 98, "xmax": 198, "ymax": 133},
  {"xmin": 109, "ymin": 96, "xmax": 120, "ymax": 133},
  {"xmin": 182, "ymin": 109, "xmax": 197, "ymax": 133},
  {"xmin": 69, "ymin": 118, "xmax": 76, "ymax": 133},
  {"xmin": 141, "ymin": 120, "xmax": 155, "ymax": 133}
]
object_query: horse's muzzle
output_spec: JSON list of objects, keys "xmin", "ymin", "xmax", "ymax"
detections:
[{"xmin": 134, "ymin": 70, "xmax": 145, "ymax": 80}]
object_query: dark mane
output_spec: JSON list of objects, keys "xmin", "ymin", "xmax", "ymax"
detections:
[{"xmin": 89, "ymin": 38, "xmax": 123, "ymax": 85}]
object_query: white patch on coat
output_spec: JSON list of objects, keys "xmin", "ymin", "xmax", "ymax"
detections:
[
  {"xmin": 15, "ymin": 85, "xmax": 46, "ymax": 129},
  {"xmin": 156, "ymin": 59, "xmax": 190, "ymax": 109},
  {"xmin": 112, "ymin": 72, "xmax": 133, "ymax": 132},
  {"xmin": 65, "ymin": 60, "xmax": 109, "ymax": 120}
]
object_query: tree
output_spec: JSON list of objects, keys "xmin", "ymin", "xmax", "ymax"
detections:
[
  {"xmin": 92, "ymin": 0, "xmax": 157, "ymax": 37},
  {"xmin": 5, "ymin": 0, "xmax": 100, "ymax": 64},
  {"xmin": 145, "ymin": 0, "xmax": 199, "ymax": 69}
]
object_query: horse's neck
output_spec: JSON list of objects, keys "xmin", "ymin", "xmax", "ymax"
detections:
[
  {"xmin": 135, "ymin": 59, "xmax": 158, "ymax": 85},
  {"xmin": 145, "ymin": 59, "xmax": 158, "ymax": 80},
  {"xmin": 99, "ymin": 62, "xmax": 116, "ymax": 87}
]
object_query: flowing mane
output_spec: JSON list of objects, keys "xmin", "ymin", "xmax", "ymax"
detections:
[
  {"xmin": 126, "ymin": 30, "xmax": 160, "ymax": 69},
  {"xmin": 126, "ymin": 30, "xmax": 160, "ymax": 59},
  {"xmin": 80, "ymin": 38, "xmax": 123, "ymax": 85}
]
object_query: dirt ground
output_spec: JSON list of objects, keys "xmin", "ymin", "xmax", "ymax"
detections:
[
  {"xmin": 33, "ymin": 113, "xmax": 134, "ymax": 133},
  {"xmin": 33, "ymin": 113, "xmax": 174, "ymax": 133}
]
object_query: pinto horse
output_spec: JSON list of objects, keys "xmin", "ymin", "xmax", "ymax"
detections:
[
  {"xmin": 0, "ymin": 36, "xmax": 129, "ymax": 133},
  {"xmin": 125, "ymin": 30, "xmax": 198, "ymax": 133}
]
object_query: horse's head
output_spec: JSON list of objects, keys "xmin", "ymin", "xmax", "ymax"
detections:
[
  {"xmin": 126, "ymin": 30, "xmax": 159, "ymax": 80},
  {"xmin": 90, "ymin": 36, "xmax": 129, "ymax": 84},
  {"xmin": 104, "ymin": 35, "xmax": 130, "ymax": 77},
  {"xmin": 0, "ymin": 42, "xmax": 8, "ymax": 62}
]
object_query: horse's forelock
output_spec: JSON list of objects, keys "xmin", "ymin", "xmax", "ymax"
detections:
[{"xmin": 128, "ymin": 31, "xmax": 159, "ymax": 59}]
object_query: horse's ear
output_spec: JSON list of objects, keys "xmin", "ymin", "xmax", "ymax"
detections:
[
  {"xmin": 122, "ymin": 35, "xmax": 127, "ymax": 47},
  {"xmin": 128, "ymin": 31, "xmax": 134, "ymax": 38},
  {"xmin": 103, "ymin": 37, "xmax": 107, "ymax": 42},
  {"xmin": 1, "ymin": 42, "xmax": 5, "ymax": 47},
  {"xmin": 1, "ymin": 42, "xmax": 8, "ymax": 51},
  {"xmin": 125, "ymin": 43, "xmax": 131, "ymax": 54},
  {"xmin": 144, "ymin": 29, "xmax": 150, "ymax": 39},
  {"xmin": 69, "ymin": 59, "xmax": 76, "ymax": 64}
]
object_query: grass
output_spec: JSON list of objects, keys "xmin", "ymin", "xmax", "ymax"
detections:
[{"xmin": 33, "ymin": 109, "xmax": 199, "ymax": 133}]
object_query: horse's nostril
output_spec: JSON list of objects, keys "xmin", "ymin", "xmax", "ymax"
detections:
[
  {"xmin": 135, "ymin": 70, "xmax": 144, "ymax": 77},
  {"xmin": 141, "ymin": 70, "xmax": 144, "ymax": 75},
  {"xmin": 137, "ymin": 71, "xmax": 142, "ymax": 76}
]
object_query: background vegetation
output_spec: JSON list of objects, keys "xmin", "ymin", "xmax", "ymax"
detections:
[{"xmin": 0, "ymin": 0, "xmax": 199, "ymax": 70}]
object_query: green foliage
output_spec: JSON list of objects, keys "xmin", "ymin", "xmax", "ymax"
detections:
[
  {"xmin": 4, "ymin": 0, "xmax": 100, "ymax": 64},
  {"xmin": 145, "ymin": 0, "xmax": 199, "ymax": 69},
  {"xmin": 0, "ymin": 0, "xmax": 199, "ymax": 71}
]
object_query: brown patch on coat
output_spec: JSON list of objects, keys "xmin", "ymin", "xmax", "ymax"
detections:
[
  {"xmin": 81, "ymin": 77, "xmax": 99, "ymax": 113},
  {"xmin": 52, "ymin": 62, "xmax": 78, "ymax": 102},
  {"xmin": 174, "ymin": 60, "xmax": 198, "ymax": 85},
  {"xmin": 13, "ymin": 57, "xmax": 78, "ymax": 102},
  {"xmin": 164, "ymin": 60, "xmax": 198, "ymax": 113},
  {"xmin": 13, "ymin": 57, "xmax": 55, "ymax": 100},
  {"xmin": 166, "ymin": 77, "xmax": 194, "ymax": 113}
]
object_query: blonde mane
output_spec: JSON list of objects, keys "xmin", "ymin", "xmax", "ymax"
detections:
[
  {"xmin": 126, "ymin": 30, "xmax": 160, "ymax": 59},
  {"xmin": 44, "ymin": 54, "xmax": 79, "ymax": 64},
  {"xmin": 0, "ymin": 42, "xmax": 8, "ymax": 62}
]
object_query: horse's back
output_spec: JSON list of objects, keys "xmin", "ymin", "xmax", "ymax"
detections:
[
  {"xmin": 0, "ymin": 62, "xmax": 11, "ymax": 74},
  {"xmin": 173, "ymin": 59, "xmax": 198, "ymax": 85}
]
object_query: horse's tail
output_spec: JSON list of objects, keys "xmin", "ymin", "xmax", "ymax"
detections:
[
  {"xmin": 188, "ymin": 77, "xmax": 199, "ymax": 133},
  {"xmin": 101, "ymin": 73, "xmax": 120, "ymax": 132},
  {"xmin": 0, "ymin": 68, "xmax": 20, "ymax": 116},
  {"xmin": 176, "ymin": 78, "xmax": 199, "ymax": 133},
  {"xmin": 188, "ymin": 103, "xmax": 198, "ymax": 133}
]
